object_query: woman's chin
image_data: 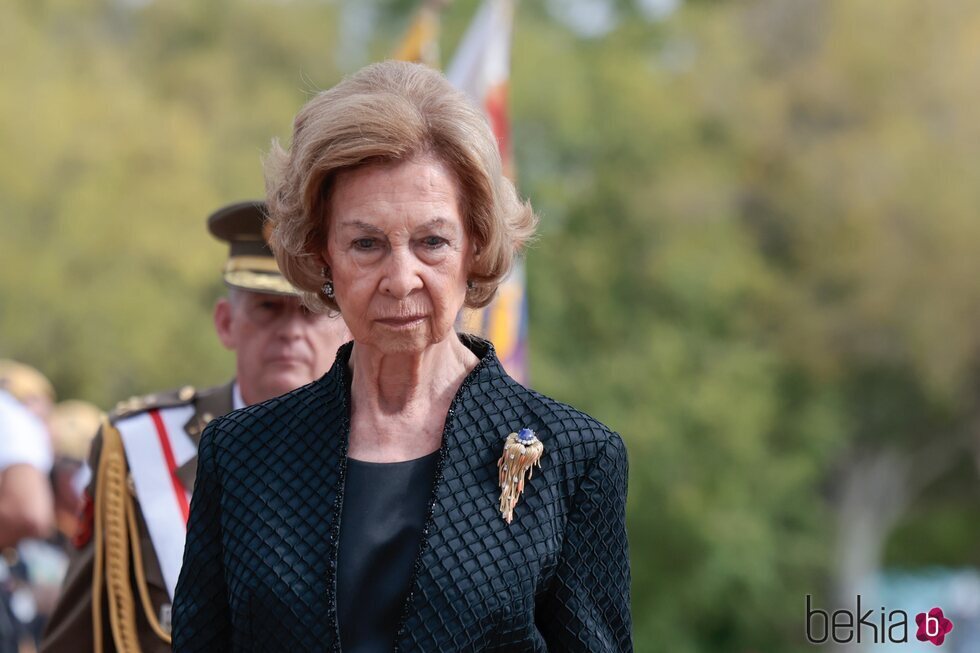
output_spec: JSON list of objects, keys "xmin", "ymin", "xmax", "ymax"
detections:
[
  {"xmin": 360, "ymin": 324, "xmax": 453, "ymax": 355},
  {"xmin": 375, "ymin": 335, "xmax": 430, "ymax": 355}
]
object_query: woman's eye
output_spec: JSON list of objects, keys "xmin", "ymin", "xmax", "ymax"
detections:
[
  {"xmin": 422, "ymin": 236, "xmax": 448, "ymax": 248},
  {"xmin": 353, "ymin": 238, "xmax": 376, "ymax": 250}
]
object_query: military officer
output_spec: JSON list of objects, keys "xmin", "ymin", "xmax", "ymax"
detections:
[{"xmin": 40, "ymin": 200, "xmax": 350, "ymax": 653}]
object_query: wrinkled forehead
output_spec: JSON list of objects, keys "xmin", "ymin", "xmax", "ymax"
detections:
[
  {"xmin": 331, "ymin": 150, "xmax": 462, "ymax": 199},
  {"xmin": 327, "ymin": 156, "xmax": 463, "ymax": 229}
]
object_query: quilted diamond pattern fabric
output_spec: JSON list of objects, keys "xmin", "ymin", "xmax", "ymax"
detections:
[{"xmin": 172, "ymin": 335, "xmax": 631, "ymax": 652}]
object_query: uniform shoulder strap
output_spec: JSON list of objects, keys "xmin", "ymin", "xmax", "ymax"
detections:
[
  {"xmin": 109, "ymin": 385, "xmax": 198, "ymax": 422},
  {"xmin": 92, "ymin": 417, "xmax": 172, "ymax": 652}
]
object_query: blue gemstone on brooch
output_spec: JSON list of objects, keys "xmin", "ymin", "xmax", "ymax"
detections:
[{"xmin": 517, "ymin": 428, "xmax": 536, "ymax": 443}]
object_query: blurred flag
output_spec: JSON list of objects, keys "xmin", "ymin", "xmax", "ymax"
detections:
[
  {"xmin": 392, "ymin": 1, "xmax": 446, "ymax": 67},
  {"xmin": 446, "ymin": 0, "xmax": 528, "ymax": 384},
  {"xmin": 445, "ymin": 0, "xmax": 514, "ymax": 174}
]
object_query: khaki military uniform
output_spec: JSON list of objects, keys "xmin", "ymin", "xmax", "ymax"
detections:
[
  {"xmin": 40, "ymin": 383, "xmax": 232, "ymax": 653},
  {"xmin": 42, "ymin": 199, "xmax": 310, "ymax": 653}
]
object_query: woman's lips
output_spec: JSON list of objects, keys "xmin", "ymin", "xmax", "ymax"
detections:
[{"xmin": 376, "ymin": 315, "xmax": 426, "ymax": 328}]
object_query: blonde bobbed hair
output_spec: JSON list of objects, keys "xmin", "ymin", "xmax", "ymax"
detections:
[
  {"xmin": 265, "ymin": 60, "xmax": 537, "ymax": 313},
  {"xmin": 0, "ymin": 360, "xmax": 55, "ymax": 403}
]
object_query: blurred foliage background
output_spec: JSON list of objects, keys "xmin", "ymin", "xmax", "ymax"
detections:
[{"xmin": 3, "ymin": 0, "xmax": 980, "ymax": 650}]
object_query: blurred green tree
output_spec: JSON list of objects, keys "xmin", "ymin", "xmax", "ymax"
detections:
[{"xmin": 510, "ymin": 0, "xmax": 980, "ymax": 649}]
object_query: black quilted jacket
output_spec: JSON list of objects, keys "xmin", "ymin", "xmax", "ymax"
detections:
[{"xmin": 172, "ymin": 336, "xmax": 631, "ymax": 652}]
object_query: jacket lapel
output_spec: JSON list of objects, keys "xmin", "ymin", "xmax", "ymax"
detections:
[
  {"xmin": 393, "ymin": 340, "xmax": 516, "ymax": 643},
  {"xmin": 175, "ymin": 382, "xmax": 234, "ymax": 493},
  {"xmin": 325, "ymin": 337, "xmax": 511, "ymax": 649}
]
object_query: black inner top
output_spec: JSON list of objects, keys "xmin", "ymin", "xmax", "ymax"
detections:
[{"xmin": 336, "ymin": 451, "xmax": 440, "ymax": 653}]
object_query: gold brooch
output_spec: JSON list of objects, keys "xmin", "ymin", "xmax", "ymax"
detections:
[{"xmin": 497, "ymin": 428, "xmax": 544, "ymax": 524}]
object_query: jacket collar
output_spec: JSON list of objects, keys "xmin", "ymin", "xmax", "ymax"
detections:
[{"xmin": 317, "ymin": 333, "xmax": 514, "ymax": 646}]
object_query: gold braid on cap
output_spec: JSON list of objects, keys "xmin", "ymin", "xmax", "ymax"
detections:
[
  {"xmin": 496, "ymin": 428, "xmax": 544, "ymax": 524},
  {"xmin": 223, "ymin": 255, "xmax": 281, "ymax": 274}
]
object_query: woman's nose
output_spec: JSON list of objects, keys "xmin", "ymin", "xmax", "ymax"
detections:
[{"xmin": 379, "ymin": 247, "xmax": 424, "ymax": 299}]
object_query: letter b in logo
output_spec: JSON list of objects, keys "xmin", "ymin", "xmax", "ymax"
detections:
[
  {"xmin": 915, "ymin": 607, "xmax": 953, "ymax": 646},
  {"xmin": 806, "ymin": 595, "xmax": 828, "ymax": 644}
]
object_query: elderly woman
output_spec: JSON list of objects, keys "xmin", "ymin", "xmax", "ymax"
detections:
[{"xmin": 172, "ymin": 61, "xmax": 631, "ymax": 652}]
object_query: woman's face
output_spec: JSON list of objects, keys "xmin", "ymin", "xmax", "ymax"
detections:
[{"xmin": 323, "ymin": 155, "xmax": 472, "ymax": 355}]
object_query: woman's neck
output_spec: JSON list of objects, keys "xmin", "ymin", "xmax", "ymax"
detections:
[{"xmin": 346, "ymin": 334, "xmax": 479, "ymax": 461}]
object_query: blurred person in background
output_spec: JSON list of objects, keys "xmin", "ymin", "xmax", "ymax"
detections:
[
  {"xmin": 0, "ymin": 361, "xmax": 56, "ymax": 424},
  {"xmin": 5, "ymin": 400, "xmax": 103, "ymax": 652},
  {"xmin": 46, "ymin": 400, "xmax": 101, "ymax": 548},
  {"xmin": 0, "ymin": 361, "xmax": 56, "ymax": 551},
  {"xmin": 0, "ymin": 361, "xmax": 58, "ymax": 549},
  {"xmin": 0, "ymin": 389, "xmax": 53, "ymax": 548},
  {"xmin": 41, "ymin": 201, "xmax": 351, "ymax": 653},
  {"xmin": 0, "ymin": 387, "xmax": 54, "ymax": 653}
]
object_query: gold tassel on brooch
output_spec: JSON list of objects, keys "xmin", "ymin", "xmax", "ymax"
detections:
[{"xmin": 497, "ymin": 428, "xmax": 544, "ymax": 524}]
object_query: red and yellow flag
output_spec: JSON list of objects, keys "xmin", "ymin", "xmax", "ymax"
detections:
[
  {"xmin": 446, "ymin": 0, "xmax": 528, "ymax": 384},
  {"xmin": 392, "ymin": 1, "xmax": 443, "ymax": 67}
]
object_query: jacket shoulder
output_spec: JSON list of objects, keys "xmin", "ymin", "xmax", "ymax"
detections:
[
  {"xmin": 492, "ymin": 379, "xmax": 626, "ymax": 472},
  {"xmin": 108, "ymin": 384, "xmax": 200, "ymax": 421},
  {"xmin": 504, "ymin": 380, "xmax": 621, "ymax": 447},
  {"xmin": 83, "ymin": 386, "xmax": 198, "ymax": 476},
  {"xmin": 202, "ymin": 379, "xmax": 329, "ymax": 451}
]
